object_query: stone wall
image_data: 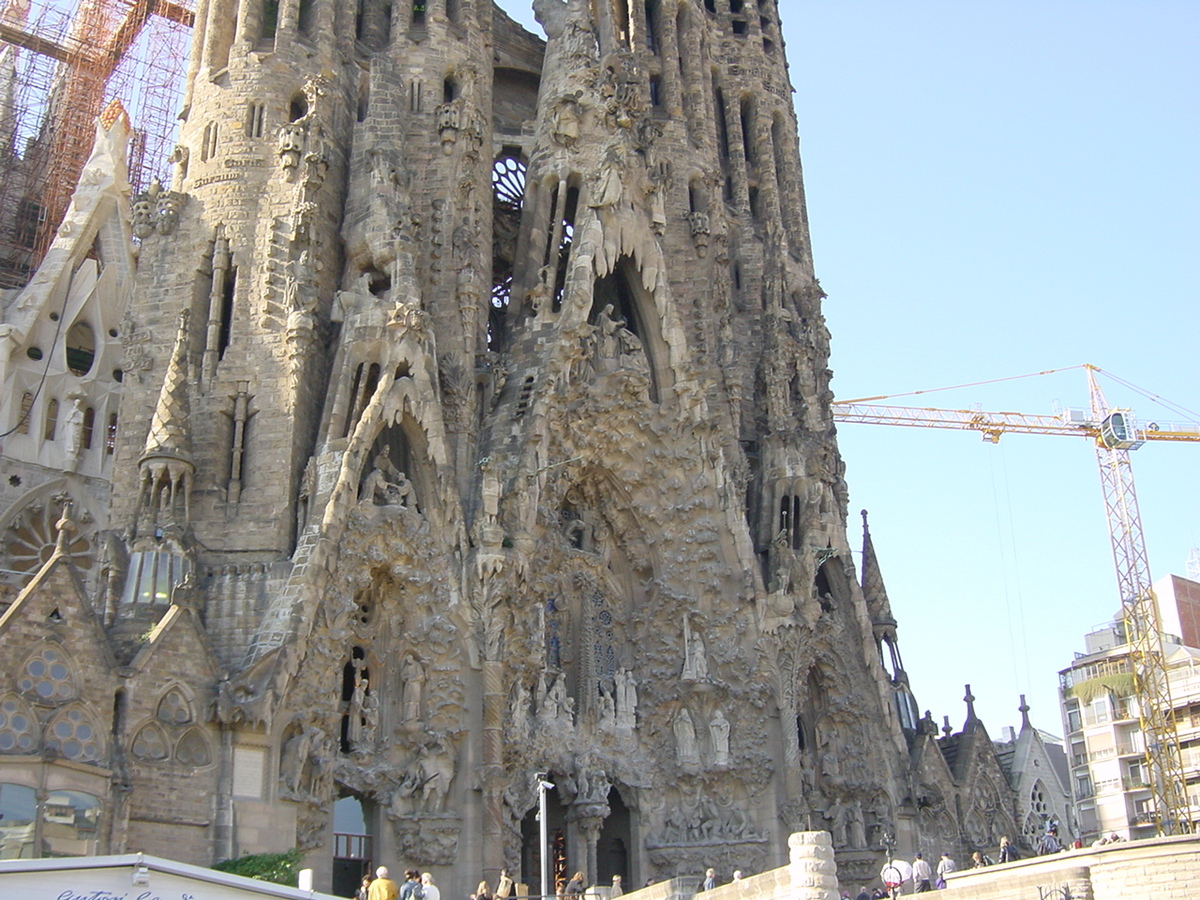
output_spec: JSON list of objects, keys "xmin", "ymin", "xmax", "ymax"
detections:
[
  {"xmin": 612, "ymin": 832, "xmax": 838, "ymax": 900},
  {"xmin": 931, "ymin": 834, "xmax": 1200, "ymax": 899},
  {"xmin": 612, "ymin": 833, "xmax": 1200, "ymax": 900}
]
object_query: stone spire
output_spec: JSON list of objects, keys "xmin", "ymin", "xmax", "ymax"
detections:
[
  {"xmin": 1019, "ymin": 693, "xmax": 1032, "ymax": 731},
  {"xmin": 136, "ymin": 310, "xmax": 194, "ymax": 533},
  {"xmin": 861, "ymin": 507, "xmax": 901, "ymax": 661},
  {"xmin": 141, "ymin": 309, "xmax": 193, "ymax": 466},
  {"xmin": 860, "ymin": 509, "xmax": 896, "ymax": 633},
  {"xmin": 964, "ymin": 684, "xmax": 978, "ymax": 724}
]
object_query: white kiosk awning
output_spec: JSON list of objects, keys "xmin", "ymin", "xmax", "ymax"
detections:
[{"xmin": 0, "ymin": 853, "xmax": 344, "ymax": 900}]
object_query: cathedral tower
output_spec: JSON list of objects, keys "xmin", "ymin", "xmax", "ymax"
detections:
[{"xmin": 0, "ymin": 0, "xmax": 982, "ymax": 894}]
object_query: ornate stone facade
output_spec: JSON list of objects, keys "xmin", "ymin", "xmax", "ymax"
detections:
[{"xmin": 0, "ymin": 1, "xmax": 1067, "ymax": 896}]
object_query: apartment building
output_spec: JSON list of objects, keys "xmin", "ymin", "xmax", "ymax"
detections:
[{"xmin": 1059, "ymin": 575, "xmax": 1200, "ymax": 840}]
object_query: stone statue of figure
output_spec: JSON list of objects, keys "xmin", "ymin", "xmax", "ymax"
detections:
[
  {"xmin": 824, "ymin": 796, "xmax": 849, "ymax": 847},
  {"xmin": 64, "ymin": 394, "xmax": 86, "ymax": 469},
  {"xmin": 511, "ymin": 681, "xmax": 531, "ymax": 735},
  {"xmin": 550, "ymin": 95, "xmax": 581, "ymax": 147},
  {"xmin": 681, "ymin": 616, "xmax": 709, "ymax": 681},
  {"xmin": 674, "ymin": 708, "xmax": 700, "ymax": 767},
  {"xmin": 615, "ymin": 667, "xmax": 638, "ymax": 729},
  {"xmin": 417, "ymin": 736, "xmax": 455, "ymax": 811},
  {"xmin": 527, "ymin": 269, "xmax": 554, "ymax": 318},
  {"xmin": 821, "ymin": 743, "xmax": 841, "ymax": 782},
  {"xmin": 589, "ymin": 147, "xmax": 623, "ymax": 208},
  {"xmin": 360, "ymin": 681, "xmax": 379, "ymax": 747},
  {"xmin": 536, "ymin": 671, "xmax": 552, "ymax": 719},
  {"xmin": 595, "ymin": 303, "xmax": 621, "ymax": 367},
  {"xmin": 598, "ymin": 683, "xmax": 616, "ymax": 725},
  {"xmin": 847, "ymin": 800, "xmax": 867, "ymax": 848},
  {"xmin": 286, "ymin": 250, "xmax": 317, "ymax": 314},
  {"xmin": 401, "ymin": 656, "xmax": 425, "ymax": 722},
  {"xmin": 347, "ymin": 671, "xmax": 366, "ymax": 747},
  {"xmin": 709, "ymin": 709, "xmax": 731, "ymax": 766},
  {"xmin": 616, "ymin": 325, "xmax": 646, "ymax": 369},
  {"xmin": 553, "ymin": 679, "xmax": 575, "ymax": 724},
  {"xmin": 361, "ymin": 448, "xmax": 414, "ymax": 507},
  {"xmin": 480, "ymin": 457, "xmax": 501, "ymax": 526},
  {"xmin": 280, "ymin": 722, "xmax": 317, "ymax": 794}
]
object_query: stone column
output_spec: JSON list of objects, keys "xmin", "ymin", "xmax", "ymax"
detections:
[
  {"xmin": 788, "ymin": 831, "xmax": 839, "ymax": 900},
  {"xmin": 481, "ymin": 656, "xmax": 505, "ymax": 881},
  {"xmin": 573, "ymin": 812, "xmax": 604, "ymax": 886},
  {"xmin": 657, "ymin": 3, "xmax": 681, "ymax": 117}
]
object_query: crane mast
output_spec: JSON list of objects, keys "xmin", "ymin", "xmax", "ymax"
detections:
[
  {"xmin": 1086, "ymin": 367, "xmax": 1191, "ymax": 834},
  {"xmin": 832, "ymin": 364, "xmax": 1195, "ymax": 835}
]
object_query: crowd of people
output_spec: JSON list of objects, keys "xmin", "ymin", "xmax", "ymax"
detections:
[
  {"xmin": 354, "ymin": 826, "xmax": 1125, "ymax": 900},
  {"xmin": 355, "ymin": 868, "xmax": 443, "ymax": 900}
]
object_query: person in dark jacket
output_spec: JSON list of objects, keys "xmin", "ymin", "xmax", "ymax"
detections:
[
  {"xmin": 564, "ymin": 872, "xmax": 585, "ymax": 899},
  {"xmin": 998, "ymin": 837, "xmax": 1018, "ymax": 864}
]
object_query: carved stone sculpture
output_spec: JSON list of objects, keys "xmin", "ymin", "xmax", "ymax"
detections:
[
  {"xmin": 674, "ymin": 708, "xmax": 700, "ymax": 768},
  {"xmin": 709, "ymin": 709, "xmax": 730, "ymax": 767}
]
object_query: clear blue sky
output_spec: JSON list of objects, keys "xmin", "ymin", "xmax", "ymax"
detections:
[{"xmin": 497, "ymin": 1, "xmax": 1200, "ymax": 739}]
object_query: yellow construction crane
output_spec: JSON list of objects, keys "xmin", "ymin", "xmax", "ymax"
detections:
[{"xmin": 832, "ymin": 364, "xmax": 1199, "ymax": 836}]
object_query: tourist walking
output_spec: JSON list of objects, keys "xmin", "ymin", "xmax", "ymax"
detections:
[
  {"xmin": 472, "ymin": 881, "xmax": 494, "ymax": 900},
  {"xmin": 611, "ymin": 875, "xmax": 624, "ymax": 897},
  {"xmin": 998, "ymin": 836, "xmax": 1018, "ymax": 864},
  {"xmin": 700, "ymin": 868, "xmax": 716, "ymax": 891},
  {"xmin": 368, "ymin": 868, "xmax": 399, "ymax": 900},
  {"xmin": 420, "ymin": 873, "xmax": 440, "ymax": 900},
  {"xmin": 911, "ymin": 853, "xmax": 932, "ymax": 892},
  {"xmin": 1038, "ymin": 825, "xmax": 1061, "ymax": 856},
  {"xmin": 400, "ymin": 870, "xmax": 423, "ymax": 900},
  {"xmin": 355, "ymin": 875, "xmax": 374, "ymax": 900},
  {"xmin": 935, "ymin": 852, "xmax": 956, "ymax": 888},
  {"xmin": 564, "ymin": 872, "xmax": 585, "ymax": 899}
]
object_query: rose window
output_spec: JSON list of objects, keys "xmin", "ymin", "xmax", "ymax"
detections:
[
  {"xmin": 491, "ymin": 155, "xmax": 526, "ymax": 210},
  {"xmin": 18, "ymin": 645, "xmax": 77, "ymax": 702},
  {"xmin": 0, "ymin": 694, "xmax": 38, "ymax": 753},
  {"xmin": 45, "ymin": 706, "xmax": 103, "ymax": 762},
  {"xmin": 4, "ymin": 501, "xmax": 94, "ymax": 585}
]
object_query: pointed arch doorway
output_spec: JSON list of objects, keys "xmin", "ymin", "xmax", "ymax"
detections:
[
  {"xmin": 596, "ymin": 788, "xmax": 632, "ymax": 887},
  {"xmin": 333, "ymin": 794, "xmax": 374, "ymax": 898}
]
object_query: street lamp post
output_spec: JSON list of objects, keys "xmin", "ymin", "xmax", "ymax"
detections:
[{"xmin": 538, "ymin": 774, "xmax": 555, "ymax": 900}]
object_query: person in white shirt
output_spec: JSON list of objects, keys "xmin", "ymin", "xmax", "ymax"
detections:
[
  {"xmin": 421, "ymin": 873, "xmax": 441, "ymax": 900},
  {"xmin": 911, "ymin": 853, "xmax": 933, "ymax": 892}
]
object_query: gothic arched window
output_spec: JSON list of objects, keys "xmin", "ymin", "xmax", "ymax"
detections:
[
  {"xmin": 176, "ymin": 727, "xmax": 213, "ymax": 766},
  {"xmin": 157, "ymin": 688, "xmax": 194, "ymax": 725},
  {"xmin": 0, "ymin": 694, "xmax": 38, "ymax": 753},
  {"xmin": 490, "ymin": 152, "xmax": 527, "ymax": 351},
  {"xmin": 131, "ymin": 722, "xmax": 170, "ymax": 761},
  {"xmin": 45, "ymin": 705, "xmax": 104, "ymax": 762},
  {"xmin": 18, "ymin": 645, "xmax": 78, "ymax": 703}
]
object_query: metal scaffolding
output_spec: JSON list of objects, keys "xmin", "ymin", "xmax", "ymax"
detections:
[{"xmin": 0, "ymin": 0, "xmax": 194, "ymax": 288}]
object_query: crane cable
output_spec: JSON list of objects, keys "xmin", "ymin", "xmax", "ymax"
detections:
[
  {"xmin": 835, "ymin": 364, "xmax": 1200, "ymax": 426},
  {"xmin": 1092, "ymin": 367, "xmax": 1200, "ymax": 424},
  {"xmin": 833, "ymin": 365, "xmax": 1086, "ymax": 406}
]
